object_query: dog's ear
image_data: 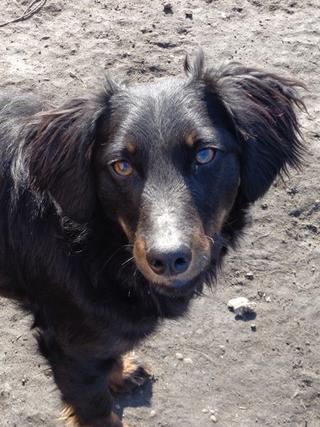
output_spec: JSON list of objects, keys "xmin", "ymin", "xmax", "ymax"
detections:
[
  {"xmin": 184, "ymin": 49, "xmax": 205, "ymax": 80},
  {"xmin": 202, "ymin": 63, "xmax": 306, "ymax": 202},
  {"xmin": 28, "ymin": 78, "xmax": 118, "ymax": 222}
]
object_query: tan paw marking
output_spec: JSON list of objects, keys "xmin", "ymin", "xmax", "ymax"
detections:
[{"xmin": 109, "ymin": 352, "xmax": 152, "ymax": 394}]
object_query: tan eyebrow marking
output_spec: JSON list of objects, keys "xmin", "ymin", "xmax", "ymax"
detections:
[
  {"xmin": 118, "ymin": 216, "xmax": 132, "ymax": 239},
  {"xmin": 126, "ymin": 142, "xmax": 136, "ymax": 154},
  {"xmin": 185, "ymin": 130, "xmax": 197, "ymax": 147}
]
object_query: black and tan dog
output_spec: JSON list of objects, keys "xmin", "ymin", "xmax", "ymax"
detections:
[{"xmin": 0, "ymin": 52, "xmax": 305, "ymax": 426}]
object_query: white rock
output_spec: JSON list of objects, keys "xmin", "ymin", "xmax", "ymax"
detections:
[
  {"xmin": 227, "ymin": 297, "xmax": 256, "ymax": 318},
  {"xmin": 210, "ymin": 414, "xmax": 217, "ymax": 423}
]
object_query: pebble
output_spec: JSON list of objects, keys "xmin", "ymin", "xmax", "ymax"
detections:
[
  {"xmin": 183, "ymin": 357, "xmax": 193, "ymax": 364},
  {"xmin": 1, "ymin": 383, "xmax": 12, "ymax": 398},
  {"xmin": 150, "ymin": 410, "xmax": 156, "ymax": 418},
  {"xmin": 210, "ymin": 414, "xmax": 217, "ymax": 423},
  {"xmin": 175, "ymin": 352, "xmax": 184, "ymax": 360},
  {"xmin": 227, "ymin": 297, "xmax": 256, "ymax": 319},
  {"xmin": 163, "ymin": 3, "xmax": 173, "ymax": 14},
  {"xmin": 245, "ymin": 271, "xmax": 254, "ymax": 280},
  {"xmin": 251, "ymin": 324, "xmax": 257, "ymax": 332},
  {"xmin": 21, "ymin": 376, "xmax": 28, "ymax": 386},
  {"xmin": 218, "ymin": 345, "xmax": 226, "ymax": 355}
]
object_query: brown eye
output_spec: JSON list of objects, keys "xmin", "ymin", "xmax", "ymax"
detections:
[
  {"xmin": 112, "ymin": 160, "xmax": 133, "ymax": 176},
  {"xmin": 195, "ymin": 148, "xmax": 216, "ymax": 165}
]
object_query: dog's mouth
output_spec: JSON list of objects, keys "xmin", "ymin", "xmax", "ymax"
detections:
[{"xmin": 148, "ymin": 275, "xmax": 205, "ymax": 297}]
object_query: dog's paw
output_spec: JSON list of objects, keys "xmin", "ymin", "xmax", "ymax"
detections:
[{"xmin": 109, "ymin": 352, "xmax": 151, "ymax": 394}]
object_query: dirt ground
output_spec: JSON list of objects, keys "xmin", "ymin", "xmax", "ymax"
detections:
[{"xmin": 0, "ymin": 0, "xmax": 319, "ymax": 426}]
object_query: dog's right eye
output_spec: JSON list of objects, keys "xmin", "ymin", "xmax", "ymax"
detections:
[{"xmin": 111, "ymin": 160, "xmax": 134, "ymax": 177}]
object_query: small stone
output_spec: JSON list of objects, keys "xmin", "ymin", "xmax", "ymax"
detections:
[
  {"xmin": 183, "ymin": 357, "xmax": 193, "ymax": 364},
  {"xmin": 1, "ymin": 383, "xmax": 12, "ymax": 397},
  {"xmin": 141, "ymin": 27, "xmax": 151, "ymax": 34},
  {"xmin": 219, "ymin": 12, "xmax": 230, "ymax": 19},
  {"xmin": 202, "ymin": 409, "xmax": 209, "ymax": 413},
  {"xmin": 150, "ymin": 410, "xmax": 156, "ymax": 417},
  {"xmin": 265, "ymin": 296, "xmax": 271, "ymax": 303},
  {"xmin": 175, "ymin": 352, "xmax": 184, "ymax": 360},
  {"xmin": 227, "ymin": 297, "xmax": 256, "ymax": 319},
  {"xmin": 306, "ymin": 224, "xmax": 318, "ymax": 233},
  {"xmin": 185, "ymin": 12, "xmax": 193, "ymax": 19},
  {"xmin": 228, "ymin": 297, "xmax": 249, "ymax": 309},
  {"xmin": 163, "ymin": 3, "xmax": 173, "ymax": 14},
  {"xmin": 210, "ymin": 409, "xmax": 216, "ymax": 414},
  {"xmin": 245, "ymin": 271, "xmax": 254, "ymax": 280},
  {"xmin": 261, "ymin": 203, "xmax": 268, "ymax": 210},
  {"xmin": 251, "ymin": 324, "xmax": 257, "ymax": 332},
  {"xmin": 289, "ymin": 209, "xmax": 301, "ymax": 218},
  {"xmin": 287, "ymin": 187, "xmax": 298, "ymax": 195},
  {"xmin": 210, "ymin": 414, "xmax": 217, "ymax": 423},
  {"xmin": 218, "ymin": 345, "xmax": 226, "ymax": 355},
  {"xmin": 21, "ymin": 376, "xmax": 28, "ymax": 386}
]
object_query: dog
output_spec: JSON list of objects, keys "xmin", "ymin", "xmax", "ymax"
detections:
[{"xmin": 0, "ymin": 51, "xmax": 305, "ymax": 427}]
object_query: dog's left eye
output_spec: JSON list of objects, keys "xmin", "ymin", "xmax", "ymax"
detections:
[
  {"xmin": 195, "ymin": 148, "xmax": 216, "ymax": 165},
  {"xmin": 112, "ymin": 160, "xmax": 134, "ymax": 177}
]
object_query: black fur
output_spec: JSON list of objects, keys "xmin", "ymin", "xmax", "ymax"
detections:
[{"xmin": 0, "ymin": 52, "xmax": 305, "ymax": 427}]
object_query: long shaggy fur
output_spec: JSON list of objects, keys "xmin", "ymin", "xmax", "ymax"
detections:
[{"xmin": 0, "ymin": 52, "xmax": 305, "ymax": 427}]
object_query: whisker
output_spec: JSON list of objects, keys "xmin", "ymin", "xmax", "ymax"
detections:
[
  {"xmin": 99, "ymin": 243, "xmax": 134, "ymax": 273},
  {"xmin": 121, "ymin": 256, "xmax": 134, "ymax": 267}
]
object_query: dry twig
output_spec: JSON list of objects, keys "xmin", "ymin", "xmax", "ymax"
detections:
[{"xmin": 0, "ymin": 0, "xmax": 47, "ymax": 28}]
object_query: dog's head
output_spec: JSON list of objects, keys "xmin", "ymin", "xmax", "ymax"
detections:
[{"xmin": 29, "ymin": 52, "xmax": 305, "ymax": 296}]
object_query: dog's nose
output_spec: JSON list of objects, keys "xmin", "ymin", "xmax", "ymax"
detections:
[{"xmin": 147, "ymin": 245, "xmax": 191, "ymax": 276}]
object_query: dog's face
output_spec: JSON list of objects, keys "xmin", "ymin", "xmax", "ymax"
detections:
[
  {"xmin": 94, "ymin": 79, "xmax": 240, "ymax": 295},
  {"xmin": 29, "ymin": 53, "xmax": 304, "ymax": 297}
]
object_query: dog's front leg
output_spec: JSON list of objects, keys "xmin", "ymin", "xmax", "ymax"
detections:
[{"xmin": 38, "ymin": 332, "xmax": 127, "ymax": 427}]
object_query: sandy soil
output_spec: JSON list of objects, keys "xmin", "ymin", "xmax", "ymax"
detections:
[{"xmin": 0, "ymin": 1, "xmax": 319, "ymax": 426}]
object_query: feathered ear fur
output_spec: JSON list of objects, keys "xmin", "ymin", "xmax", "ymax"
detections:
[
  {"xmin": 28, "ymin": 77, "xmax": 119, "ymax": 222},
  {"xmin": 185, "ymin": 51, "xmax": 306, "ymax": 203},
  {"xmin": 184, "ymin": 49, "xmax": 205, "ymax": 80}
]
